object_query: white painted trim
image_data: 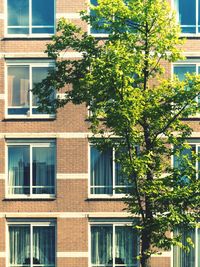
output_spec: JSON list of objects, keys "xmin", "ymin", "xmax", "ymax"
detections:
[
  {"xmin": 190, "ymin": 132, "xmax": 200, "ymax": 138},
  {"xmin": 59, "ymin": 52, "xmax": 83, "ymax": 58},
  {"xmin": 2, "ymin": 52, "xmax": 47, "ymax": 58},
  {"xmin": 1, "ymin": 132, "xmax": 115, "ymax": 139},
  {"xmin": 57, "ymin": 173, "xmax": 88, "ymax": 179},
  {"xmin": 56, "ymin": 93, "xmax": 67, "ymax": 100},
  {"xmin": 1, "ymin": 52, "xmax": 82, "ymax": 59},
  {"xmin": 59, "ymin": 213, "xmax": 87, "ymax": 218},
  {"xmin": 0, "ymin": 212, "xmax": 130, "ymax": 218},
  {"xmin": 2, "ymin": 132, "xmax": 89, "ymax": 139},
  {"xmin": 0, "ymin": 174, "xmax": 5, "ymax": 180},
  {"xmin": 151, "ymin": 251, "xmax": 171, "ymax": 258},
  {"xmin": 56, "ymin": 13, "xmax": 80, "ymax": 19},
  {"xmin": 1, "ymin": 131, "xmax": 200, "ymax": 139},
  {"xmin": 87, "ymin": 212, "xmax": 131, "ymax": 218},
  {"xmin": 0, "ymin": 252, "xmax": 6, "ymax": 258},
  {"xmin": 0, "ymin": 94, "xmax": 5, "ymax": 100},
  {"xmin": 57, "ymin": 252, "xmax": 88, "ymax": 258},
  {"xmin": 182, "ymin": 52, "xmax": 200, "ymax": 57}
]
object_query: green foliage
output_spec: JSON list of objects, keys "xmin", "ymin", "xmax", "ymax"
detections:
[{"xmin": 33, "ymin": 0, "xmax": 200, "ymax": 265}]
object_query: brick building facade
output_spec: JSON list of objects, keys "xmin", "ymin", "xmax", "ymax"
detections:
[{"xmin": 0, "ymin": 0, "xmax": 198, "ymax": 267}]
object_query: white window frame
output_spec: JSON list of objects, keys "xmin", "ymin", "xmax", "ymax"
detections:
[
  {"xmin": 88, "ymin": 144, "xmax": 132, "ymax": 198},
  {"xmin": 89, "ymin": 221, "xmax": 139, "ymax": 267},
  {"xmin": 172, "ymin": 0, "xmax": 200, "ymax": 37},
  {"xmin": 6, "ymin": 220, "xmax": 56, "ymax": 267},
  {"xmin": 172, "ymin": 61, "xmax": 200, "ymax": 117},
  {"xmin": 5, "ymin": 0, "xmax": 56, "ymax": 38},
  {"xmin": 6, "ymin": 140, "xmax": 56, "ymax": 199},
  {"xmin": 88, "ymin": 0, "xmax": 109, "ymax": 38},
  {"xmin": 5, "ymin": 60, "xmax": 55, "ymax": 119},
  {"xmin": 172, "ymin": 140, "xmax": 200, "ymax": 179}
]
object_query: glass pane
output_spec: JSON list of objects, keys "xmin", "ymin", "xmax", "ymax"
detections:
[
  {"xmin": 181, "ymin": 26, "xmax": 196, "ymax": 34},
  {"xmin": 173, "ymin": 229, "xmax": 195, "ymax": 267},
  {"xmin": 176, "ymin": 0, "xmax": 196, "ymax": 26},
  {"xmin": 91, "ymin": 226, "xmax": 113, "ymax": 265},
  {"xmin": 32, "ymin": 67, "xmax": 50, "ymax": 106},
  {"xmin": 7, "ymin": 28, "xmax": 29, "ymax": 34},
  {"xmin": 9, "ymin": 226, "xmax": 30, "ymax": 265},
  {"xmin": 8, "ymin": 66, "xmax": 29, "ymax": 114},
  {"xmin": 8, "ymin": 146, "xmax": 30, "ymax": 194},
  {"xmin": 90, "ymin": 147, "xmax": 113, "ymax": 194},
  {"xmin": 174, "ymin": 145, "xmax": 196, "ymax": 184},
  {"xmin": 174, "ymin": 146, "xmax": 195, "ymax": 168},
  {"xmin": 115, "ymin": 226, "xmax": 138, "ymax": 266},
  {"xmin": 7, "ymin": 0, "xmax": 29, "ymax": 27},
  {"xmin": 90, "ymin": 0, "xmax": 109, "ymax": 34},
  {"xmin": 32, "ymin": 146, "xmax": 55, "ymax": 194},
  {"xmin": 174, "ymin": 65, "xmax": 196, "ymax": 81},
  {"xmin": 8, "ymin": 107, "xmax": 30, "ymax": 115},
  {"xmin": 32, "ymin": 0, "xmax": 54, "ymax": 26},
  {"xmin": 32, "ymin": 27, "xmax": 54, "ymax": 34},
  {"xmin": 115, "ymin": 148, "xmax": 134, "ymax": 194},
  {"xmin": 33, "ymin": 226, "xmax": 55, "ymax": 265}
]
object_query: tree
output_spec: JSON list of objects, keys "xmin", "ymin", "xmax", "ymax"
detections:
[{"xmin": 33, "ymin": 0, "xmax": 200, "ymax": 266}]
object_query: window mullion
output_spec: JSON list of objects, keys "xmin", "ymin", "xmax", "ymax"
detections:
[
  {"xmin": 30, "ymin": 145, "xmax": 33, "ymax": 196},
  {"xmin": 113, "ymin": 148, "xmax": 115, "ymax": 195},
  {"xmin": 113, "ymin": 225, "xmax": 115, "ymax": 267},
  {"xmin": 195, "ymin": 226, "xmax": 198, "ymax": 267},
  {"xmin": 29, "ymin": 0, "xmax": 32, "ymax": 34},
  {"xmin": 29, "ymin": 65, "xmax": 33, "ymax": 116},
  {"xmin": 30, "ymin": 224, "xmax": 33, "ymax": 267}
]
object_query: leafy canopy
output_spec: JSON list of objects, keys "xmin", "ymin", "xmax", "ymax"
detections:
[{"xmin": 33, "ymin": 0, "xmax": 200, "ymax": 261}]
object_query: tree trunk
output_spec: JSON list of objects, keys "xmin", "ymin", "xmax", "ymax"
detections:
[
  {"xmin": 141, "ymin": 257, "xmax": 151, "ymax": 267},
  {"xmin": 140, "ymin": 232, "xmax": 151, "ymax": 267}
]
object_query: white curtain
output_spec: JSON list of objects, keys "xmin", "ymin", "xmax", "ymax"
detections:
[
  {"xmin": 90, "ymin": 147, "xmax": 113, "ymax": 194},
  {"xmin": 8, "ymin": 66, "xmax": 29, "ymax": 107},
  {"xmin": 33, "ymin": 226, "xmax": 55, "ymax": 265},
  {"xmin": 91, "ymin": 226, "xmax": 113, "ymax": 265},
  {"xmin": 115, "ymin": 226, "xmax": 137, "ymax": 265},
  {"xmin": 173, "ymin": 229, "xmax": 195, "ymax": 267},
  {"xmin": 9, "ymin": 226, "xmax": 30, "ymax": 266},
  {"xmin": 8, "ymin": 146, "xmax": 30, "ymax": 194},
  {"xmin": 32, "ymin": 147, "xmax": 55, "ymax": 194}
]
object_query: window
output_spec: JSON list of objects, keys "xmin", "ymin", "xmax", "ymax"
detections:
[
  {"xmin": 174, "ymin": 0, "xmax": 200, "ymax": 34},
  {"xmin": 7, "ymin": 0, "xmax": 55, "ymax": 36},
  {"xmin": 173, "ymin": 64, "xmax": 197, "ymax": 81},
  {"xmin": 173, "ymin": 227, "xmax": 199, "ymax": 267},
  {"xmin": 173, "ymin": 63, "xmax": 200, "ymax": 103},
  {"xmin": 173, "ymin": 142, "xmax": 200, "ymax": 181},
  {"xmin": 8, "ymin": 220, "xmax": 56, "ymax": 267},
  {"xmin": 90, "ymin": 146, "xmax": 132, "ymax": 195},
  {"xmin": 7, "ymin": 139, "xmax": 56, "ymax": 197},
  {"xmin": 90, "ymin": 0, "xmax": 109, "ymax": 35},
  {"xmin": 7, "ymin": 61, "xmax": 54, "ymax": 118},
  {"xmin": 91, "ymin": 223, "xmax": 138, "ymax": 267}
]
